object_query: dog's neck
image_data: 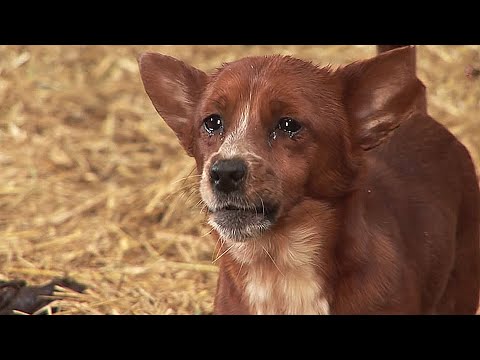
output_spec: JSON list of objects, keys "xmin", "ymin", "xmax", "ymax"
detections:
[{"xmin": 215, "ymin": 198, "xmax": 338, "ymax": 315}]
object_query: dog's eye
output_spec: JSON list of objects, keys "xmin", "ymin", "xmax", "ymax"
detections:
[
  {"xmin": 203, "ymin": 114, "xmax": 223, "ymax": 134},
  {"xmin": 277, "ymin": 117, "xmax": 302, "ymax": 136}
]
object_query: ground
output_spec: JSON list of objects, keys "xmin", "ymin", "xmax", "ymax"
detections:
[{"xmin": 0, "ymin": 45, "xmax": 479, "ymax": 314}]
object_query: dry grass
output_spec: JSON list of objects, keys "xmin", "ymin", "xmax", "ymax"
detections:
[{"xmin": 0, "ymin": 45, "xmax": 479, "ymax": 315}]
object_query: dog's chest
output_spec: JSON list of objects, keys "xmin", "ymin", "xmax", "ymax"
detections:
[
  {"xmin": 244, "ymin": 263, "xmax": 329, "ymax": 315},
  {"xmin": 231, "ymin": 227, "xmax": 330, "ymax": 315}
]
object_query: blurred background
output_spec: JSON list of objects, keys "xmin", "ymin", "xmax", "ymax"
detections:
[{"xmin": 0, "ymin": 45, "xmax": 479, "ymax": 314}]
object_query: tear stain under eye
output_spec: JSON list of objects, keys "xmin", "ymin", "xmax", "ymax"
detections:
[
  {"xmin": 268, "ymin": 130, "xmax": 277, "ymax": 147},
  {"xmin": 208, "ymin": 130, "xmax": 224, "ymax": 139},
  {"xmin": 268, "ymin": 129, "xmax": 297, "ymax": 146}
]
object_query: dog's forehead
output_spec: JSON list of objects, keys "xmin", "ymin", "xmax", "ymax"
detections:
[
  {"xmin": 202, "ymin": 55, "xmax": 326, "ymax": 114},
  {"xmin": 223, "ymin": 56, "xmax": 317, "ymax": 88},
  {"xmin": 208, "ymin": 57, "xmax": 274, "ymax": 97}
]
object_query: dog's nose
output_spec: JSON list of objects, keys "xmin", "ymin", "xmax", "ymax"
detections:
[{"xmin": 210, "ymin": 159, "xmax": 247, "ymax": 194}]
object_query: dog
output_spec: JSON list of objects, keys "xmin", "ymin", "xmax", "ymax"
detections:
[{"xmin": 138, "ymin": 46, "xmax": 480, "ymax": 314}]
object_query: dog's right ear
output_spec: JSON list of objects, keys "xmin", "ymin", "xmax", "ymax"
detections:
[{"xmin": 138, "ymin": 52, "xmax": 208, "ymax": 157}]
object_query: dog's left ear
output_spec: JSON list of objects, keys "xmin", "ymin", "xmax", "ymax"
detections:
[{"xmin": 337, "ymin": 46, "xmax": 426, "ymax": 150}]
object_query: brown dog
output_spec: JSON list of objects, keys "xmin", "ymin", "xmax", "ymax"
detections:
[{"xmin": 138, "ymin": 46, "xmax": 480, "ymax": 314}]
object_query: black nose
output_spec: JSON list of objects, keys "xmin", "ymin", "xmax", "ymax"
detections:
[{"xmin": 210, "ymin": 159, "xmax": 247, "ymax": 194}]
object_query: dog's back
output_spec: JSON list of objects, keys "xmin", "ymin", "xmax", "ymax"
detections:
[{"xmin": 335, "ymin": 111, "xmax": 480, "ymax": 313}]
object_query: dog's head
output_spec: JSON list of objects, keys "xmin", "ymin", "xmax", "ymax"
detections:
[{"xmin": 138, "ymin": 47, "xmax": 425, "ymax": 242}]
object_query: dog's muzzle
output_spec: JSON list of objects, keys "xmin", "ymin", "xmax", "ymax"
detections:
[{"xmin": 205, "ymin": 158, "xmax": 279, "ymax": 241}]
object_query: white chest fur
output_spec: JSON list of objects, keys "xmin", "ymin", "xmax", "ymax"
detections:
[
  {"xmin": 229, "ymin": 225, "xmax": 330, "ymax": 315},
  {"xmin": 244, "ymin": 260, "xmax": 330, "ymax": 315}
]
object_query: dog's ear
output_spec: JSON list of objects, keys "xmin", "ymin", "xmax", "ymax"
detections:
[
  {"xmin": 338, "ymin": 46, "xmax": 426, "ymax": 150},
  {"xmin": 138, "ymin": 52, "xmax": 208, "ymax": 156}
]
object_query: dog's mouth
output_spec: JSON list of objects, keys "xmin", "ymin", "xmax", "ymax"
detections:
[{"xmin": 208, "ymin": 201, "xmax": 279, "ymax": 242}]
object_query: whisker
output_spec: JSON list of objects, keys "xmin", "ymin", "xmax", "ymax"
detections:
[
  {"xmin": 211, "ymin": 235, "xmax": 222, "ymax": 261},
  {"xmin": 236, "ymin": 247, "xmax": 246, "ymax": 281},
  {"xmin": 213, "ymin": 243, "xmax": 234, "ymax": 264},
  {"xmin": 212, "ymin": 236, "xmax": 226, "ymax": 261},
  {"xmin": 193, "ymin": 198, "xmax": 204, "ymax": 209},
  {"xmin": 252, "ymin": 190, "xmax": 266, "ymax": 218},
  {"xmin": 252, "ymin": 238, "xmax": 257, "ymax": 263},
  {"xmin": 175, "ymin": 166, "xmax": 198, "ymax": 187},
  {"xmin": 184, "ymin": 187, "xmax": 201, "ymax": 205},
  {"xmin": 168, "ymin": 187, "xmax": 195, "ymax": 205},
  {"xmin": 171, "ymin": 174, "xmax": 202, "ymax": 185},
  {"xmin": 251, "ymin": 191, "xmax": 259, "ymax": 216},
  {"xmin": 262, "ymin": 244, "xmax": 284, "ymax": 277},
  {"xmin": 173, "ymin": 183, "xmax": 200, "ymax": 194},
  {"xmin": 202, "ymin": 227, "xmax": 215, "ymax": 238},
  {"xmin": 162, "ymin": 186, "xmax": 200, "ymax": 218},
  {"xmin": 165, "ymin": 184, "xmax": 199, "ymax": 199},
  {"xmin": 303, "ymin": 208, "xmax": 319, "ymax": 225},
  {"xmin": 200, "ymin": 204, "xmax": 209, "ymax": 214}
]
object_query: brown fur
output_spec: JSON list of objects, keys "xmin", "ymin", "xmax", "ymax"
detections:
[{"xmin": 138, "ymin": 46, "xmax": 480, "ymax": 314}]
